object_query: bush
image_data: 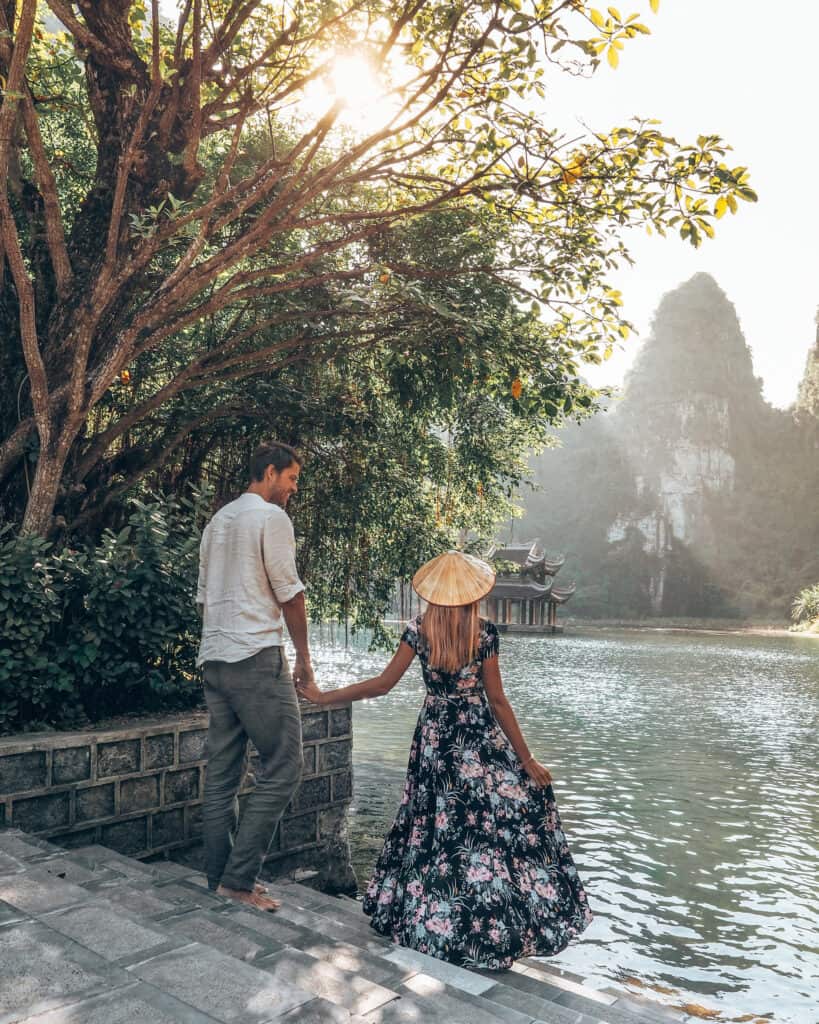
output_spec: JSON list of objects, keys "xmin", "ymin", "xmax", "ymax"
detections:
[
  {"xmin": 0, "ymin": 490, "xmax": 210, "ymax": 734},
  {"xmin": 792, "ymin": 583, "xmax": 819, "ymax": 626}
]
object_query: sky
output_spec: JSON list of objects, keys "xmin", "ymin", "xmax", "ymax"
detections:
[{"xmin": 545, "ymin": 0, "xmax": 819, "ymax": 408}]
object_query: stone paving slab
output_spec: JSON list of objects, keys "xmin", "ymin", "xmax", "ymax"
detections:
[
  {"xmin": 0, "ymin": 851, "xmax": 27, "ymax": 876},
  {"xmin": 13, "ymin": 981, "xmax": 223, "ymax": 1024},
  {"xmin": 402, "ymin": 974, "xmax": 536, "ymax": 1024},
  {"xmin": 479, "ymin": 981, "xmax": 609, "ymax": 1024},
  {"xmin": 360, "ymin": 973, "xmax": 533, "ymax": 1024},
  {"xmin": 272, "ymin": 902, "xmax": 390, "ymax": 956},
  {"xmin": 40, "ymin": 902, "xmax": 174, "ymax": 962},
  {"xmin": 0, "ymin": 832, "xmax": 54, "ymax": 862},
  {"xmin": 296, "ymin": 934, "xmax": 417, "ymax": 989},
  {"xmin": 381, "ymin": 947, "xmax": 496, "ymax": 997},
  {"xmin": 258, "ymin": 947, "xmax": 400, "ymax": 1016},
  {"xmin": 64, "ymin": 844, "xmax": 160, "ymax": 879},
  {"xmin": 0, "ymin": 868, "xmax": 90, "ymax": 915},
  {"xmin": 164, "ymin": 909, "xmax": 281, "ymax": 963},
  {"xmin": 126, "ymin": 941, "xmax": 314, "ymax": 1022},
  {"xmin": 484, "ymin": 968, "xmax": 615, "ymax": 1008},
  {"xmin": 212, "ymin": 906, "xmax": 413, "ymax": 989},
  {"xmin": 0, "ymin": 919, "xmax": 132, "ymax": 1024},
  {"xmin": 275, "ymin": 998, "xmax": 353, "ymax": 1024},
  {"xmin": 0, "ymin": 898, "xmax": 27, "ymax": 926},
  {"xmin": 83, "ymin": 878, "xmax": 203, "ymax": 918},
  {"xmin": 24, "ymin": 851, "xmax": 123, "ymax": 887}
]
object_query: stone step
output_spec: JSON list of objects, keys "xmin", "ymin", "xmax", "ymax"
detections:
[
  {"xmin": 1, "ymin": 829, "xmax": 692, "ymax": 1024},
  {"xmin": 145, "ymin": 866, "xmax": 686, "ymax": 1024}
]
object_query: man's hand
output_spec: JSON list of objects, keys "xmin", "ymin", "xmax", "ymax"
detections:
[
  {"xmin": 292, "ymin": 654, "xmax": 314, "ymax": 689},
  {"xmin": 297, "ymin": 677, "xmax": 325, "ymax": 705}
]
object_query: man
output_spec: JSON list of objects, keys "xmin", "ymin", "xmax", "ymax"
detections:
[{"xmin": 196, "ymin": 441, "xmax": 313, "ymax": 911}]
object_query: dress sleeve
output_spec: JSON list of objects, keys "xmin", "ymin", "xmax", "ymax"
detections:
[
  {"xmin": 400, "ymin": 615, "xmax": 421, "ymax": 653},
  {"xmin": 480, "ymin": 621, "xmax": 500, "ymax": 660}
]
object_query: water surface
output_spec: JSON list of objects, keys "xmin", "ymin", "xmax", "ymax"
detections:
[{"xmin": 308, "ymin": 626, "xmax": 819, "ymax": 1023}]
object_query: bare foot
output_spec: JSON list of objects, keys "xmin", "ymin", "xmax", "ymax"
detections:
[
  {"xmin": 254, "ymin": 882, "xmax": 270, "ymax": 895},
  {"xmin": 216, "ymin": 884, "xmax": 281, "ymax": 912}
]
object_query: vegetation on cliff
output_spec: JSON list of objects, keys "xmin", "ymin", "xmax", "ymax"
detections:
[{"xmin": 523, "ymin": 275, "xmax": 819, "ymax": 621}]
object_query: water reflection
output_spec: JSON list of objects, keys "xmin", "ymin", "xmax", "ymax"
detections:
[{"xmin": 306, "ymin": 626, "xmax": 819, "ymax": 1023}]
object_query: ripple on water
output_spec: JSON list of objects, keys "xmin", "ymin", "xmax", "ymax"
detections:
[{"xmin": 309, "ymin": 626, "xmax": 819, "ymax": 1024}]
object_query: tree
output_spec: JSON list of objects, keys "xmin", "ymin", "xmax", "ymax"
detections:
[{"xmin": 0, "ymin": 0, "xmax": 756, "ymax": 535}]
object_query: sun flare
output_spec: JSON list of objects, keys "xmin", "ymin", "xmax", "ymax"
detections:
[
  {"xmin": 330, "ymin": 54, "xmax": 382, "ymax": 110},
  {"xmin": 300, "ymin": 50, "xmax": 399, "ymax": 135}
]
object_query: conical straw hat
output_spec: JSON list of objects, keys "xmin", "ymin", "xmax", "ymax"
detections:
[{"xmin": 412, "ymin": 550, "xmax": 496, "ymax": 607}]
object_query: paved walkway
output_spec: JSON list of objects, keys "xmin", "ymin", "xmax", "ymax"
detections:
[{"xmin": 0, "ymin": 828, "xmax": 688, "ymax": 1023}]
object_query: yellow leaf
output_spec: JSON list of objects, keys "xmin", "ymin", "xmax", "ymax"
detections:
[
  {"xmin": 607, "ymin": 6, "xmax": 621, "ymax": 20},
  {"xmin": 590, "ymin": 8, "xmax": 604, "ymax": 27},
  {"xmin": 607, "ymin": 44, "xmax": 619, "ymax": 68},
  {"xmin": 714, "ymin": 197, "xmax": 728, "ymax": 219},
  {"xmin": 649, "ymin": 0, "xmax": 660, "ymax": 11}
]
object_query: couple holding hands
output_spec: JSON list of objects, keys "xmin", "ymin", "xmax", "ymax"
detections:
[{"xmin": 196, "ymin": 442, "xmax": 591, "ymax": 970}]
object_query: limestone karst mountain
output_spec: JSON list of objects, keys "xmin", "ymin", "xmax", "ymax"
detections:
[{"xmin": 522, "ymin": 275, "xmax": 819, "ymax": 620}]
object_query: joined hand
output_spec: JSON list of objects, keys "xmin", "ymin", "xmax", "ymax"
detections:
[{"xmin": 296, "ymin": 676, "xmax": 324, "ymax": 705}]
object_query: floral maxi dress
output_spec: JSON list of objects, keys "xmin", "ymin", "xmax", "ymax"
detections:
[{"xmin": 362, "ymin": 616, "xmax": 593, "ymax": 969}]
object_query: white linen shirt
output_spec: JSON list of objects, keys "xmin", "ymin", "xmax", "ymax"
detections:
[{"xmin": 196, "ymin": 492, "xmax": 304, "ymax": 666}]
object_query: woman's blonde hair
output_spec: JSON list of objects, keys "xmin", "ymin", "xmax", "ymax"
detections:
[{"xmin": 420, "ymin": 601, "xmax": 481, "ymax": 673}]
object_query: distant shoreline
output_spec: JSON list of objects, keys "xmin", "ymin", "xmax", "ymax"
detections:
[
  {"xmin": 379, "ymin": 616, "xmax": 819, "ymax": 639},
  {"xmin": 562, "ymin": 619, "xmax": 819, "ymax": 640}
]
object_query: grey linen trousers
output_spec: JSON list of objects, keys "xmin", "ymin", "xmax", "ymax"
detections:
[{"xmin": 202, "ymin": 646, "xmax": 303, "ymax": 891}]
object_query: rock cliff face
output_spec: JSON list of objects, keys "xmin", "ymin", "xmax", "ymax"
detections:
[{"xmin": 523, "ymin": 275, "xmax": 819, "ymax": 619}]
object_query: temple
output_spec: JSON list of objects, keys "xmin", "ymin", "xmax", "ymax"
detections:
[{"xmin": 482, "ymin": 540, "xmax": 576, "ymax": 633}]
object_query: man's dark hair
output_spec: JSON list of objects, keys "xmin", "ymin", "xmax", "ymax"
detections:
[{"xmin": 249, "ymin": 442, "xmax": 303, "ymax": 481}]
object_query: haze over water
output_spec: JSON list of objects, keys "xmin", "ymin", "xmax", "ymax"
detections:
[{"xmin": 308, "ymin": 626, "xmax": 819, "ymax": 1023}]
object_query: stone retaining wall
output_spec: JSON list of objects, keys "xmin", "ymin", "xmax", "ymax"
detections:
[{"xmin": 0, "ymin": 702, "xmax": 355, "ymax": 889}]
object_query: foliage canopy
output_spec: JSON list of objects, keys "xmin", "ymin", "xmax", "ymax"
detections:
[{"xmin": 0, "ymin": 0, "xmax": 756, "ymax": 544}]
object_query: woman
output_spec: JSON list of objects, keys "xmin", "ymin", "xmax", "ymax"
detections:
[{"xmin": 298, "ymin": 550, "xmax": 592, "ymax": 969}]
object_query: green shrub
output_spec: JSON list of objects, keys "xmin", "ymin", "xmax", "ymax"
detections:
[
  {"xmin": 0, "ymin": 490, "xmax": 210, "ymax": 734},
  {"xmin": 792, "ymin": 583, "xmax": 819, "ymax": 625}
]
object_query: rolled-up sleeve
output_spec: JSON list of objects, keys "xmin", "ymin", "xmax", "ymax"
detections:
[{"xmin": 262, "ymin": 510, "xmax": 305, "ymax": 605}]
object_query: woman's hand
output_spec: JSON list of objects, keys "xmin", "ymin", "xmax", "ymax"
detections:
[
  {"xmin": 296, "ymin": 678, "xmax": 325, "ymax": 705},
  {"xmin": 523, "ymin": 758, "xmax": 553, "ymax": 788}
]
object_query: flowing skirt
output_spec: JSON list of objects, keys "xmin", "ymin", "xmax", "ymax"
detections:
[{"xmin": 362, "ymin": 691, "xmax": 593, "ymax": 969}]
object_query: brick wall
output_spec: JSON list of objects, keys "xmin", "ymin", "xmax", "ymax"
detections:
[{"xmin": 0, "ymin": 703, "xmax": 355, "ymax": 888}]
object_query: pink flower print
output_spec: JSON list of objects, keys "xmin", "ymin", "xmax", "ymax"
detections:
[
  {"xmin": 457, "ymin": 712, "xmax": 467, "ymax": 723},
  {"xmin": 435, "ymin": 811, "xmax": 448, "ymax": 829},
  {"xmin": 471, "ymin": 919, "xmax": 482, "ymax": 932},
  {"xmin": 378, "ymin": 891, "xmax": 394, "ymax": 905},
  {"xmin": 466, "ymin": 864, "xmax": 493, "ymax": 883},
  {"xmin": 527, "ymin": 834, "xmax": 538, "ymax": 846},
  {"xmin": 466, "ymin": 812, "xmax": 476, "ymax": 825},
  {"xmin": 534, "ymin": 882, "xmax": 557, "ymax": 900},
  {"xmin": 489, "ymin": 928, "xmax": 501, "ymax": 943},
  {"xmin": 426, "ymin": 916, "xmax": 453, "ymax": 937},
  {"xmin": 407, "ymin": 880, "xmax": 423, "ymax": 898},
  {"xmin": 480, "ymin": 853, "xmax": 490, "ymax": 865}
]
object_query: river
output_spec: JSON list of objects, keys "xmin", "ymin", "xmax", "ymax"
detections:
[{"xmin": 307, "ymin": 625, "xmax": 819, "ymax": 1024}]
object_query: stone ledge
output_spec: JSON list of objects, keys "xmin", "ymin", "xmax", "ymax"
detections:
[{"xmin": 1, "ymin": 703, "xmax": 355, "ymax": 887}]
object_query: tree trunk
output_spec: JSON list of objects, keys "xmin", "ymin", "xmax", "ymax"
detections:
[{"xmin": 19, "ymin": 418, "xmax": 78, "ymax": 534}]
